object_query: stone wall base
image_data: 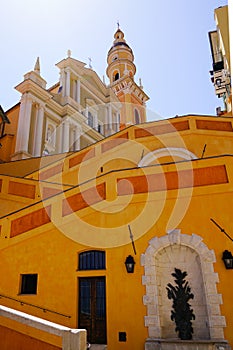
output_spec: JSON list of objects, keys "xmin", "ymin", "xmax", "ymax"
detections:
[{"xmin": 145, "ymin": 339, "xmax": 231, "ymax": 350}]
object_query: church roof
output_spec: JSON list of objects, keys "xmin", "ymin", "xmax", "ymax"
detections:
[{"xmin": 0, "ymin": 105, "xmax": 10, "ymax": 124}]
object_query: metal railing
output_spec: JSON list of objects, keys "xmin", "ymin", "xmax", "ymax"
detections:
[{"xmin": 0, "ymin": 293, "xmax": 71, "ymax": 319}]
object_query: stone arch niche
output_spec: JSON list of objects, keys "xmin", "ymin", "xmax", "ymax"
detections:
[
  {"xmin": 138, "ymin": 147, "xmax": 197, "ymax": 167},
  {"xmin": 141, "ymin": 229, "xmax": 230, "ymax": 350}
]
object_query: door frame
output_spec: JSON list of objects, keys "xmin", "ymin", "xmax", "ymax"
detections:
[{"xmin": 78, "ymin": 276, "xmax": 107, "ymax": 344}]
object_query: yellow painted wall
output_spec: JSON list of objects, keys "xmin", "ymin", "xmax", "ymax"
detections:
[
  {"xmin": 0, "ymin": 323, "xmax": 61, "ymax": 350},
  {"xmin": 1, "ymin": 174, "xmax": 233, "ymax": 349},
  {"xmin": 32, "ymin": 115, "xmax": 233, "ymax": 186},
  {"xmin": 0, "ymin": 117, "xmax": 233, "ymax": 349}
]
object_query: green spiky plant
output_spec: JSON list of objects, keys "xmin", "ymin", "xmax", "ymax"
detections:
[{"xmin": 166, "ymin": 268, "xmax": 195, "ymax": 340}]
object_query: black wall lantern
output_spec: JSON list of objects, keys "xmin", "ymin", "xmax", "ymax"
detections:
[
  {"xmin": 125, "ymin": 255, "xmax": 135, "ymax": 273},
  {"xmin": 222, "ymin": 250, "xmax": 233, "ymax": 269}
]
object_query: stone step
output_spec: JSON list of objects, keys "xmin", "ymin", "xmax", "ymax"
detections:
[
  {"xmin": 145, "ymin": 339, "xmax": 231, "ymax": 350},
  {"xmin": 89, "ymin": 345, "xmax": 107, "ymax": 350}
]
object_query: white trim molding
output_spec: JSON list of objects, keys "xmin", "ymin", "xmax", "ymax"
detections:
[{"xmin": 138, "ymin": 147, "xmax": 198, "ymax": 167}]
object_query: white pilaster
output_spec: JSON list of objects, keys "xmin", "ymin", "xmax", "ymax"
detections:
[
  {"xmin": 85, "ymin": 106, "xmax": 89, "ymax": 119},
  {"xmin": 61, "ymin": 69, "xmax": 66, "ymax": 97},
  {"xmin": 104, "ymin": 106, "xmax": 108, "ymax": 134},
  {"xmin": 72, "ymin": 80, "xmax": 76, "ymax": 100},
  {"xmin": 62, "ymin": 118, "xmax": 70, "ymax": 152},
  {"xmin": 116, "ymin": 112, "xmax": 120, "ymax": 131},
  {"xmin": 15, "ymin": 95, "xmax": 26, "ymax": 152},
  {"xmin": 56, "ymin": 123, "xmax": 62, "ymax": 154},
  {"xmin": 94, "ymin": 112, "xmax": 98, "ymax": 130},
  {"xmin": 34, "ymin": 105, "xmax": 44, "ymax": 157},
  {"xmin": 15, "ymin": 94, "xmax": 33, "ymax": 154},
  {"xmin": 108, "ymin": 104, "xmax": 112, "ymax": 129},
  {"xmin": 69, "ymin": 127, "xmax": 75, "ymax": 151},
  {"xmin": 65, "ymin": 69, "xmax": 70, "ymax": 97},
  {"xmin": 76, "ymin": 79, "xmax": 80, "ymax": 104},
  {"xmin": 74, "ymin": 127, "xmax": 81, "ymax": 151}
]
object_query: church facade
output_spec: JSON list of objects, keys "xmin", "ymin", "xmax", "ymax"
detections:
[
  {"xmin": 0, "ymin": 6, "xmax": 232, "ymax": 350},
  {"xmin": 0, "ymin": 27, "xmax": 148, "ymax": 163}
]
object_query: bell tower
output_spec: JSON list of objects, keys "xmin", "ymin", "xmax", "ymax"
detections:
[{"xmin": 106, "ymin": 26, "xmax": 149, "ymax": 129}]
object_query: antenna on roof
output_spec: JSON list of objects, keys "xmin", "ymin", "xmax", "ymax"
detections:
[
  {"xmin": 88, "ymin": 57, "xmax": 93, "ymax": 69},
  {"xmin": 117, "ymin": 20, "xmax": 120, "ymax": 30}
]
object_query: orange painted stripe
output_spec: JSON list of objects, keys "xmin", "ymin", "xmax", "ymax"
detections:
[
  {"xmin": 134, "ymin": 120, "xmax": 189, "ymax": 138},
  {"xmin": 62, "ymin": 183, "xmax": 106, "ymax": 216},
  {"xmin": 10, "ymin": 206, "xmax": 51, "ymax": 237},
  {"xmin": 8, "ymin": 181, "xmax": 36, "ymax": 199},
  {"xmin": 117, "ymin": 165, "xmax": 228, "ymax": 195},
  {"xmin": 42, "ymin": 187, "xmax": 62, "ymax": 199},
  {"xmin": 196, "ymin": 120, "xmax": 233, "ymax": 132},
  {"xmin": 101, "ymin": 132, "xmax": 129, "ymax": 153},
  {"xmin": 39, "ymin": 163, "xmax": 63, "ymax": 181},
  {"xmin": 69, "ymin": 148, "xmax": 95, "ymax": 169}
]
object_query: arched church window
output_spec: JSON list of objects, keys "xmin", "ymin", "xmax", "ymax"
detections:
[
  {"xmin": 113, "ymin": 72, "xmax": 119, "ymax": 81},
  {"xmin": 88, "ymin": 111, "xmax": 94, "ymax": 128},
  {"xmin": 134, "ymin": 109, "xmax": 140, "ymax": 124}
]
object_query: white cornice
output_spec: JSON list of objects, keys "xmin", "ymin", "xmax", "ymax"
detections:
[
  {"xmin": 81, "ymin": 123, "xmax": 104, "ymax": 141},
  {"xmin": 15, "ymin": 79, "xmax": 52, "ymax": 102},
  {"xmin": 56, "ymin": 57, "xmax": 86, "ymax": 70}
]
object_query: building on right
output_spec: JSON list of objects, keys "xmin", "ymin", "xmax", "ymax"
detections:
[{"xmin": 209, "ymin": 5, "xmax": 232, "ymax": 116}]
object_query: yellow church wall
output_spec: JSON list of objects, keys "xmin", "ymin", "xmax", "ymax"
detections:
[
  {"xmin": 29, "ymin": 116, "xmax": 233, "ymax": 189},
  {"xmin": 0, "ymin": 223, "xmax": 148, "ymax": 349},
  {"xmin": 0, "ymin": 148, "xmax": 233, "ymax": 348},
  {"xmin": 0, "ymin": 116, "xmax": 233, "ymax": 348},
  {"xmin": 0, "ymin": 173, "xmax": 73, "ymax": 217},
  {"xmin": 0, "ymin": 135, "xmax": 15, "ymax": 162},
  {"xmin": 5, "ymin": 104, "xmax": 19, "ymax": 136},
  {"xmin": 0, "ymin": 185, "xmax": 233, "ymax": 349}
]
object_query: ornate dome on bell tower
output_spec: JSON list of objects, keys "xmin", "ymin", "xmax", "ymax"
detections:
[
  {"xmin": 106, "ymin": 27, "xmax": 136, "ymax": 84},
  {"xmin": 106, "ymin": 25, "xmax": 149, "ymax": 129}
]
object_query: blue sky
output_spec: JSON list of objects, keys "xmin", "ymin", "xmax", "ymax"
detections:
[{"xmin": 0, "ymin": 0, "xmax": 228, "ymax": 120}]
